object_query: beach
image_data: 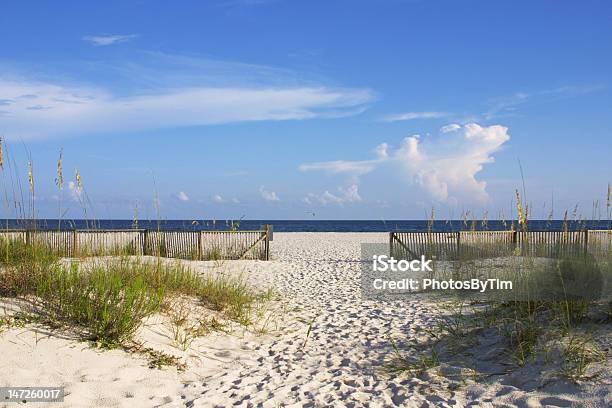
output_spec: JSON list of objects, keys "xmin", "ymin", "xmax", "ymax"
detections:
[{"xmin": 1, "ymin": 232, "xmax": 610, "ymax": 407}]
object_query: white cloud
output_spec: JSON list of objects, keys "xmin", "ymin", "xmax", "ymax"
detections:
[
  {"xmin": 176, "ymin": 191, "xmax": 189, "ymax": 202},
  {"xmin": 0, "ymin": 79, "xmax": 374, "ymax": 139},
  {"xmin": 68, "ymin": 181, "xmax": 82, "ymax": 202},
  {"xmin": 299, "ymin": 160, "xmax": 377, "ymax": 175},
  {"xmin": 341, "ymin": 184, "xmax": 362, "ymax": 202},
  {"xmin": 382, "ymin": 111, "xmax": 449, "ymax": 122},
  {"xmin": 482, "ymin": 85, "xmax": 603, "ymax": 120},
  {"xmin": 259, "ymin": 186, "xmax": 279, "ymax": 202},
  {"xmin": 374, "ymin": 142, "xmax": 389, "ymax": 159},
  {"xmin": 304, "ymin": 184, "xmax": 362, "ymax": 206},
  {"xmin": 440, "ymin": 123, "xmax": 461, "ymax": 133},
  {"xmin": 212, "ymin": 194, "xmax": 224, "ymax": 203},
  {"xmin": 299, "ymin": 123, "xmax": 510, "ymax": 202},
  {"xmin": 82, "ymin": 34, "xmax": 138, "ymax": 46}
]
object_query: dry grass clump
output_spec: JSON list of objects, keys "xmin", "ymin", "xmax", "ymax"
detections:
[
  {"xmin": 199, "ymin": 274, "xmax": 273, "ymax": 326},
  {"xmin": 560, "ymin": 334, "xmax": 605, "ymax": 381},
  {"xmin": 165, "ymin": 299, "xmax": 227, "ymax": 351}
]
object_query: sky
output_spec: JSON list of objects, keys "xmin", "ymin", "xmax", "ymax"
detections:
[{"xmin": 0, "ymin": 0, "xmax": 611, "ymax": 220}]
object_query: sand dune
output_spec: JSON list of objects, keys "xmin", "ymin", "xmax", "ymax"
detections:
[{"xmin": 1, "ymin": 232, "xmax": 609, "ymax": 407}]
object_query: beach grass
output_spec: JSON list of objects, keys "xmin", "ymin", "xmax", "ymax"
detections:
[
  {"xmin": 0, "ymin": 143, "xmax": 271, "ymax": 355},
  {"xmin": 37, "ymin": 262, "xmax": 165, "ymax": 347},
  {"xmin": 0, "ymin": 237, "xmax": 271, "ymax": 349},
  {"xmin": 386, "ymin": 191, "xmax": 611, "ymax": 383},
  {"xmin": 0, "ymin": 237, "xmax": 58, "ymax": 296}
]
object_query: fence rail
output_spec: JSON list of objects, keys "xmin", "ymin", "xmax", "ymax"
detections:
[
  {"xmin": 0, "ymin": 225, "xmax": 272, "ymax": 261},
  {"xmin": 390, "ymin": 230, "xmax": 612, "ymax": 260}
]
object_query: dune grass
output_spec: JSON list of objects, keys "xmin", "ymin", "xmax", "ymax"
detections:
[
  {"xmin": 0, "ymin": 142, "xmax": 273, "ymax": 368},
  {"xmin": 0, "ymin": 238, "xmax": 271, "ymax": 349},
  {"xmin": 37, "ymin": 263, "xmax": 164, "ymax": 347},
  {"xmin": 0, "ymin": 238, "xmax": 58, "ymax": 296},
  {"xmin": 386, "ymin": 191, "xmax": 611, "ymax": 383}
]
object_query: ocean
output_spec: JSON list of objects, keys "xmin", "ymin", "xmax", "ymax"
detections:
[{"xmin": 1, "ymin": 219, "xmax": 610, "ymax": 232}]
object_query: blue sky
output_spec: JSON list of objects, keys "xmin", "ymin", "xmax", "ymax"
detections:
[{"xmin": 1, "ymin": 0, "xmax": 611, "ymax": 220}]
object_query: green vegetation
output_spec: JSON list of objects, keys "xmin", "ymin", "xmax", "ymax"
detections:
[
  {"xmin": 386, "ymin": 190, "xmax": 611, "ymax": 385},
  {"xmin": 37, "ymin": 263, "xmax": 164, "ymax": 347},
  {"xmin": 0, "ymin": 236, "xmax": 271, "ymax": 351},
  {"xmin": 0, "ymin": 133, "xmax": 272, "ymax": 372},
  {"xmin": 0, "ymin": 238, "xmax": 58, "ymax": 296}
]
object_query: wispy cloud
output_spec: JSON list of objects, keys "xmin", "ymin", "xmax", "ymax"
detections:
[
  {"xmin": 212, "ymin": 194, "xmax": 239, "ymax": 204},
  {"xmin": 260, "ymin": 186, "xmax": 279, "ymax": 202},
  {"xmin": 83, "ymin": 34, "xmax": 138, "ymax": 46},
  {"xmin": 176, "ymin": 191, "xmax": 190, "ymax": 202},
  {"xmin": 382, "ymin": 111, "xmax": 450, "ymax": 122},
  {"xmin": 0, "ymin": 57, "xmax": 374, "ymax": 139},
  {"xmin": 440, "ymin": 123, "xmax": 461, "ymax": 133},
  {"xmin": 381, "ymin": 85, "xmax": 603, "ymax": 125},
  {"xmin": 483, "ymin": 85, "xmax": 604, "ymax": 120},
  {"xmin": 300, "ymin": 123, "xmax": 510, "ymax": 202},
  {"xmin": 299, "ymin": 160, "xmax": 377, "ymax": 175}
]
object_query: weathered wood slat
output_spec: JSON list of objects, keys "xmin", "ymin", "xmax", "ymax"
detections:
[
  {"xmin": 390, "ymin": 230, "xmax": 612, "ymax": 260},
  {"xmin": 0, "ymin": 227, "xmax": 272, "ymax": 260}
]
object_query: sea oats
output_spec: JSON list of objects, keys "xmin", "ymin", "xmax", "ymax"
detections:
[
  {"xmin": 27, "ymin": 161, "xmax": 34, "ymax": 193},
  {"xmin": 55, "ymin": 149, "xmax": 64, "ymax": 190}
]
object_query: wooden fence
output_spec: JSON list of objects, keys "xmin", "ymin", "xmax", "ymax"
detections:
[
  {"xmin": 390, "ymin": 230, "xmax": 612, "ymax": 260},
  {"xmin": 0, "ymin": 225, "xmax": 272, "ymax": 260}
]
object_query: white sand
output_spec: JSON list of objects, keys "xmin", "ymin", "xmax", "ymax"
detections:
[{"xmin": 1, "ymin": 232, "xmax": 610, "ymax": 407}]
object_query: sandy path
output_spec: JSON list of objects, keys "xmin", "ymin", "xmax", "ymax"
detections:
[
  {"xmin": 182, "ymin": 233, "xmax": 609, "ymax": 408},
  {"xmin": 184, "ymin": 232, "xmax": 446, "ymax": 407}
]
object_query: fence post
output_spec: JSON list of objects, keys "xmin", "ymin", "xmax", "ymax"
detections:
[
  {"xmin": 197, "ymin": 230, "xmax": 202, "ymax": 260},
  {"xmin": 73, "ymin": 230, "xmax": 78, "ymax": 257},
  {"xmin": 25, "ymin": 230, "xmax": 31, "ymax": 246},
  {"xmin": 263, "ymin": 224, "xmax": 272, "ymax": 260},
  {"xmin": 142, "ymin": 229, "xmax": 148, "ymax": 256},
  {"xmin": 584, "ymin": 229, "xmax": 589, "ymax": 255},
  {"xmin": 389, "ymin": 232, "xmax": 394, "ymax": 257},
  {"xmin": 456, "ymin": 231, "xmax": 461, "ymax": 257}
]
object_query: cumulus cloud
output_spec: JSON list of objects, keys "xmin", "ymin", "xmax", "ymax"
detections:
[
  {"xmin": 304, "ymin": 184, "xmax": 362, "ymax": 206},
  {"xmin": 374, "ymin": 143, "xmax": 389, "ymax": 159},
  {"xmin": 382, "ymin": 111, "xmax": 449, "ymax": 122},
  {"xmin": 259, "ymin": 186, "xmax": 279, "ymax": 202},
  {"xmin": 212, "ymin": 194, "xmax": 224, "ymax": 203},
  {"xmin": 176, "ymin": 191, "xmax": 189, "ymax": 202},
  {"xmin": 82, "ymin": 34, "xmax": 138, "ymax": 46},
  {"xmin": 299, "ymin": 123, "xmax": 510, "ymax": 202}
]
